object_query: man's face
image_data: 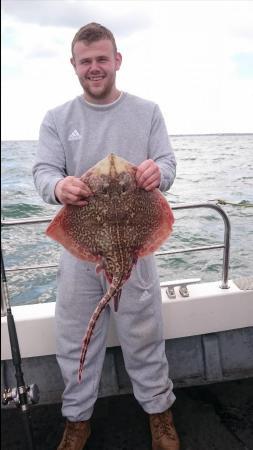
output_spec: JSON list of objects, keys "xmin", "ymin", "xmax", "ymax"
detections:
[{"xmin": 71, "ymin": 39, "xmax": 122, "ymax": 104}]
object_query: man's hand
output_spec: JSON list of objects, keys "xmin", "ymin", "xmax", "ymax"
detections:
[
  {"xmin": 55, "ymin": 176, "xmax": 93, "ymax": 206},
  {"xmin": 136, "ymin": 160, "xmax": 161, "ymax": 191}
]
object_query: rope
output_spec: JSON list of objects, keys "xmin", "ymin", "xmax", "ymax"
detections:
[{"xmin": 211, "ymin": 199, "xmax": 253, "ymax": 208}]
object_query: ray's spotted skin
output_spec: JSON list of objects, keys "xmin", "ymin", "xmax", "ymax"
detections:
[{"xmin": 46, "ymin": 154, "xmax": 174, "ymax": 382}]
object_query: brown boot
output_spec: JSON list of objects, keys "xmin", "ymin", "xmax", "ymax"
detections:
[
  {"xmin": 149, "ymin": 409, "xmax": 180, "ymax": 450},
  {"xmin": 57, "ymin": 420, "xmax": 91, "ymax": 450}
]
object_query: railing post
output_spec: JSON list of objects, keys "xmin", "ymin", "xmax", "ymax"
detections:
[{"xmin": 171, "ymin": 203, "xmax": 231, "ymax": 289}]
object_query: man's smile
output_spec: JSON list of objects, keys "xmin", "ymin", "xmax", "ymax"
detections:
[{"xmin": 87, "ymin": 75, "xmax": 105, "ymax": 81}]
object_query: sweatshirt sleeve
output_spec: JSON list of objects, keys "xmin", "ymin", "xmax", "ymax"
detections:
[
  {"xmin": 148, "ymin": 105, "xmax": 176, "ymax": 192},
  {"xmin": 32, "ymin": 110, "xmax": 66, "ymax": 205}
]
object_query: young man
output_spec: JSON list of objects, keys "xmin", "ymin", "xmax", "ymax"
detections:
[{"xmin": 33, "ymin": 23, "xmax": 180, "ymax": 450}]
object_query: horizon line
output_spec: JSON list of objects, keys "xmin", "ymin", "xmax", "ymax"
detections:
[{"xmin": 1, "ymin": 132, "xmax": 253, "ymax": 142}]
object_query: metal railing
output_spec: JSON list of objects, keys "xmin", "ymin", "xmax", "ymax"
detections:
[
  {"xmin": 158, "ymin": 203, "xmax": 231, "ymax": 289},
  {"xmin": 1, "ymin": 202, "xmax": 231, "ymax": 292}
]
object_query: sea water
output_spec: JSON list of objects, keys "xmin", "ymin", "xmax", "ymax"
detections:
[{"xmin": 1, "ymin": 134, "xmax": 253, "ymax": 305}]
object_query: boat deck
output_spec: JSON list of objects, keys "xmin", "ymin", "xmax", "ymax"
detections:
[{"xmin": 1, "ymin": 377, "xmax": 253, "ymax": 450}]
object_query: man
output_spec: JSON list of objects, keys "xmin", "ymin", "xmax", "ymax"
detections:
[{"xmin": 33, "ymin": 22, "xmax": 180, "ymax": 450}]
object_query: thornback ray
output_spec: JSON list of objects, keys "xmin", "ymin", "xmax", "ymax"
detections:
[{"xmin": 46, "ymin": 153, "xmax": 174, "ymax": 382}]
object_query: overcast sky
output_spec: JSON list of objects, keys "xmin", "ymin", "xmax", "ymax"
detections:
[{"xmin": 2, "ymin": 0, "xmax": 253, "ymax": 140}]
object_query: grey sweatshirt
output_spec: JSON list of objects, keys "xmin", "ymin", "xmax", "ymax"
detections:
[{"xmin": 33, "ymin": 92, "xmax": 176, "ymax": 204}]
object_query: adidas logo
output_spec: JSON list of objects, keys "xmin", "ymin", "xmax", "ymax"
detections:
[{"xmin": 68, "ymin": 129, "xmax": 81, "ymax": 141}]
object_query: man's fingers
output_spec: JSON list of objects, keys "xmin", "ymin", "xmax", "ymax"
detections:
[
  {"xmin": 136, "ymin": 160, "xmax": 161, "ymax": 190},
  {"xmin": 73, "ymin": 200, "xmax": 89, "ymax": 207},
  {"xmin": 137, "ymin": 168, "xmax": 157, "ymax": 186},
  {"xmin": 55, "ymin": 176, "xmax": 93, "ymax": 205},
  {"xmin": 143, "ymin": 180, "xmax": 158, "ymax": 191},
  {"xmin": 63, "ymin": 191, "xmax": 87, "ymax": 203},
  {"xmin": 68, "ymin": 178, "xmax": 92, "ymax": 196},
  {"xmin": 136, "ymin": 160, "xmax": 151, "ymax": 183},
  {"xmin": 70, "ymin": 184, "xmax": 92, "ymax": 198}
]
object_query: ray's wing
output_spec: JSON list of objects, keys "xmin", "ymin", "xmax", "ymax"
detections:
[
  {"xmin": 46, "ymin": 205, "xmax": 98, "ymax": 263},
  {"xmin": 135, "ymin": 189, "xmax": 174, "ymax": 257}
]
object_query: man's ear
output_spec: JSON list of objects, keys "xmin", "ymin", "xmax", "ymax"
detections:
[
  {"xmin": 70, "ymin": 57, "xmax": 76, "ymax": 69},
  {"xmin": 115, "ymin": 52, "xmax": 122, "ymax": 71}
]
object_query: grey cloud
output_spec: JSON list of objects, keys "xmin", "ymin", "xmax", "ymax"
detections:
[{"xmin": 2, "ymin": 0, "xmax": 152, "ymax": 38}]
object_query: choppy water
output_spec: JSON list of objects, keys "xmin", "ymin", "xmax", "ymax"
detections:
[{"xmin": 1, "ymin": 134, "xmax": 253, "ymax": 306}]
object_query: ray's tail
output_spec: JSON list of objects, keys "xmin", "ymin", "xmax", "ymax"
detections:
[{"xmin": 78, "ymin": 277, "xmax": 122, "ymax": 382}]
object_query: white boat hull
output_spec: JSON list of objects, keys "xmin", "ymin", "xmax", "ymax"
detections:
[{"xmin": 1, "ymin": 279, "xmax": 253, "ymax": 405}]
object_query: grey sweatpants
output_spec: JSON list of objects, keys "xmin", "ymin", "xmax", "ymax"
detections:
[{"xmin": 55, "ymin": 251, "xmax": 176, "ymax": 421}]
